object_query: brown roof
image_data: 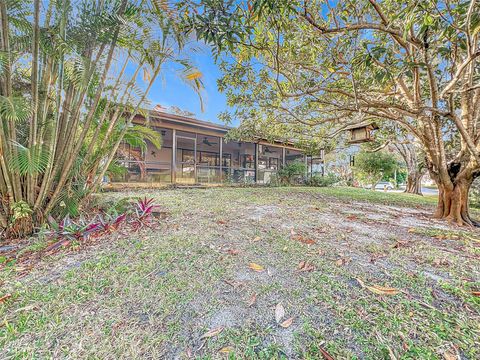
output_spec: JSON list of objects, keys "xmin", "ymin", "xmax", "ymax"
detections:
[
  {"xmin": 135, "ymin": 109, "xmax": 301, "ymax": 150},
  {"xmin": 343, "ymin": 121, "xmax": 379, "ymax": 131},
  {"xmin": 149, "ymin": 109, "xmax": 231, "ymax": 133}
]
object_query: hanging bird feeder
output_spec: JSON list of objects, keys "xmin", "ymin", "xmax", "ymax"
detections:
[{"xmin": 344, "ymin": 122, "xmax": 379, "ymax": 144}]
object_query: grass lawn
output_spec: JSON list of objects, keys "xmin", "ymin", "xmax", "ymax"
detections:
[{"xmin": 1, "ymin": 187, "xmax": 479, "ymax": 359}]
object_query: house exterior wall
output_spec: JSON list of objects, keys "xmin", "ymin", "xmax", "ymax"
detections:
[{"xmin": 111, "ymin": 112, "xmax": 321, "ymax": 185}]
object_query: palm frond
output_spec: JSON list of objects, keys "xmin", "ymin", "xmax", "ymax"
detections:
[
  {"xmin": 9, "ymin": 142, "xmax": 51, "ymax": 176},
  {"xmin": 0, "ymin": 95, "xmax": 31, "ymax": 122},
  {"xmin": 123, "ymin": 125, "xmax": 162, "ymax": 151}
]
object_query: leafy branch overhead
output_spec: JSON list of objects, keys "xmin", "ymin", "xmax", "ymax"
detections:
[{"xmin": 186, "ymin": 0, "xmax": 480, "ymax": 226}]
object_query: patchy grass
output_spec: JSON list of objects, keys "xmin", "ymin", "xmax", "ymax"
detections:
[{"xmin": 1, "ymin": 187, "xmax": 479, "ymax": 359}]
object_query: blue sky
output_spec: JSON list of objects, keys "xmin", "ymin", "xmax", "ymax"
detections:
[{"xmin": 147, "ymin": 45, "xmax": 234, "ymax": 126}]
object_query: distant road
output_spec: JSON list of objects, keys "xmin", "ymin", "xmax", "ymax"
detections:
[{"xmin": 384, "ymin": 186, "xmax": 439, "ymax": 196}]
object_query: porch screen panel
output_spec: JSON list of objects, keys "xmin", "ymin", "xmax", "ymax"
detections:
[
  {"xmin": 257, "ymin": 144, "xmax": 283, "ymax": 184},
  {"xmin": 222, "ymin": 141, "xmax": 256, "ymax": 183},
  {"xmin": 285, "ymin": 149, "xmax": 304, "ymax": 164},
  {"xmin": 112, "ymin": 142, "xmax": 145, "ymax": 182},
  {"xmin": 175, "ymin": 131, "xmax": 196, "ymax": 184},
  {"xmin": 144, "ymin": 128, "xmax": 172, "ymax": 183},
  {"xmin": 196, "ymin": 134, "xmax": 221, "ymax": 184}
]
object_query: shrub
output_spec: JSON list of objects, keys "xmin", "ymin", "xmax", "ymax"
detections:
[
  {"xmin": 277, "ymin": 161, "xmax": 307, "ymax": 185},
  {"xmin": 307, "ymin": 173, "xmax": 338, "ymax": 187}
]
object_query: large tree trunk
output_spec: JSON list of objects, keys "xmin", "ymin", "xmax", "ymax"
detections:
[
  {"xmin": 405, "ymin": 172, "xmax": 423, "ymax": 195},
  {"xmin": 434, "ymin": 177, "xmax": 477, "ymax": 226}
]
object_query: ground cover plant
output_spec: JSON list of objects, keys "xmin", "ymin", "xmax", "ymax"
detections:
[{"xmin": 1, "ymin": 187, "xmax": 478, "ymax": 359}]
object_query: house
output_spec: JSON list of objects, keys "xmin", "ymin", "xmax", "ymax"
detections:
[{"xmin": 112, "ymin": 109, "xmax": 324, "ymax": 185}]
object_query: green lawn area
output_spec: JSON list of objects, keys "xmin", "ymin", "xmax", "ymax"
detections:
[{"xmin": 1, "ymin": 187, "xmax": 479, "ymax": 359}]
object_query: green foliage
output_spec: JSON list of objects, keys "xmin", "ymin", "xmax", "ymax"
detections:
[
  {"xmin": 354, "ymin": 151, "xmax": 398, "ymax": 188},
  {"xmin": 0, "ymin": 96, "xmax": 31, "ymax": 122},
  {"xmin": 307, "ymin": 173, "xmax": 339, "ymax": 187},
  {"xmin": 0, "ymin": 0, "xmax": 205, "ymax": 235},
  {"xmin": 276, "ymin": 161, "xmax": 306, "ymax": 185},
  {"xmin": 9, "ymin": 142, "xmax": 50, "ymax": 176},
  {"xmin": 11, "ymin": 201, "xmax": 32, "ymax": 222},
  {"xmin": 123, "ymin": 125, "xmax": 162, "ymax": 151}
]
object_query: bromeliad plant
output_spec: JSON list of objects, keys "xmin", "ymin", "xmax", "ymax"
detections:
[
  {"xmin": 46, "ymin": 215, "xmax": 103, "ymax": 242},
  {"xmin": 44, "ymin": 197, "xmax": 158, "ymax": 251},
  {"xmin": 135, "ymin": 197, "xmax": 157, "ymax": 221},
  {"xmin": 131, "ymin": 197, "xmax": 158, "ymax": 229}
]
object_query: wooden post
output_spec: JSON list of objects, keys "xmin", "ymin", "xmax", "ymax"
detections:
[
  {"xmin": 172, "ymin": 129, "xmax": 176, "ymax": 184},
  {"xmin": 254, "ymin": 143, "xmax": 259, "ymax": 183}
]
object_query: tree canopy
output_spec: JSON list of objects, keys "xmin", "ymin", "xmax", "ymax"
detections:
[{"xmin": 184, "ymin": 0, "xmax": 480, "ymax": 225}]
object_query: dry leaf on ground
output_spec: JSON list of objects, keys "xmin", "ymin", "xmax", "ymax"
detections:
[
  {"xmin": 298, "ymin": 261, "xmax": 315, "ymax": 272},
  {"xmin": 471, "ymin": 291, "xmax": 480, "ymax": 297},
  {"xmin": 280, "ymin": 317, "xmax": 294, "ymax": 328},
  {"xmin": 291, "ymin": 234, "xmax": 316, "ymax": 245},
  {"xmin": 248, "ymin": 262, "xmax": 264, "ymax": 272},
  {"xmin": 247, "ymin": 293, "xmax": 257, "ymax": 307},
  {"xmin": 200, "ymin": 327, "xmax": 223, "ymax": 339},
  {"xmin": 335, "ymin": 257, "xmax": 351, "ymax": 266},
  {"xmin": 0, "ymin": 293, "xmax": 12, "ymax": 303},
  {"xmin": 443, "ymin": 347, "xmax": 460, "ymax": 360},
  {"xmin": 252, "ymin": 236, "xmax": 261, "ymax": 242},
  {"xmin": 319, "ymin": 346, "xmax": 334, "ymax": 360},
  {"xmin": 357, "ymin": 278, "xmax": 399, "ymax": 295},
  {"xmin": 218, "ymin": 346, "xmax": 234, "ymax": 354},
  {"xmin": 275, "ymin": 303, "xmax": 285, "ymax": 323}
]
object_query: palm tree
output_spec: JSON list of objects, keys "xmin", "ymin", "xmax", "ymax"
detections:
[{"xmin": 0, "ymin": 0, "xmax": 203, "ymax": 237}]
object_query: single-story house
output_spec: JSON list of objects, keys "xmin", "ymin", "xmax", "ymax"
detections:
[{"xmin": 112, "ymin": 109, "xmax": 324, "ymax": 185}]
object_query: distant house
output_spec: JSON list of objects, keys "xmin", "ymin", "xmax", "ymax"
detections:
[{"xmin": 112, "ymin": 109, "xmax": 324, "ymax": 185}]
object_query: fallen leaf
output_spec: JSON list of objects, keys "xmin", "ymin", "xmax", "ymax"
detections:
[
  {"xmin": 200, "ymin": 327, "xmax": 223, "ymax": 339},
  {"xmin": 346, "ymin": 214, "xmax": 358, "ymax": 220},
  {"xmin": 392, "ymin": 240, "xmax": 410, "ymax": 249},
  {"xmin": 298, "ymin": 261, "xmax": 315, "ymax": 272},
  {"xmin": 224, "ymin": 279, "xmax": 244, "ymax": 289},
  {"xmin": 335, "ymin": 257, "xmax": 351, "ymax": 266},
  {"xmin": 443, "ymin": 348, "xmax": 459, "ymax": 360},
  {"xmin": 432, "ymin": 258, "xmax": 450, "ymax": 266},
  {"xmin": 407, "ymin": 227, "xmax": 416, "ymax": 233},
  {"xmin": 217, "ymin": 220, "xmax": 227, "ymax": 225},
  {"xmin": 226, "ymin": 249, "xmax": 239, "ymax": 255},
  {"xmin": 248, "ymin": 262, "xmax": 264, "ymax": 272},
  {"xmin": 0, "ymin": 293, "xmax": 12, "ymax": 303},
  {"xmin": 275, "ymin": 303, "xmax": 285, "ymax": 323},
  {"xmin": 471, "ymin": 291, "xmax": 480, "ymax": 297},
  {"xmin": 14, "ymin": 305, "xmax": 37, "ymax": 313},
  {"xmin": 252, "ymin": 236, "xmax": 261, "ymax": 242},
  {"xmin": 218, "ymin": 346, "xmax": 234, "ymax": 354},
  {"xmin": 357, "ymin": 278, "xmax": 399, "ymax": 295},
  {"xmin": 44, "ymin": 239, "xmax": 70, "ymax": 253},
  {"xmin": 292, "ymin": 234, "xmax": 316, "ymax": 245},
  {"xmin": 319, "ymin": 346, "xmax": 334, "ymax": 360},
  {"xmin": 247, "ymin": 293, "xmax": 257, "ymax": 307},
  {"xmin": 280, "ymin": 317, "xmax": 294, "ymax": 328}
]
